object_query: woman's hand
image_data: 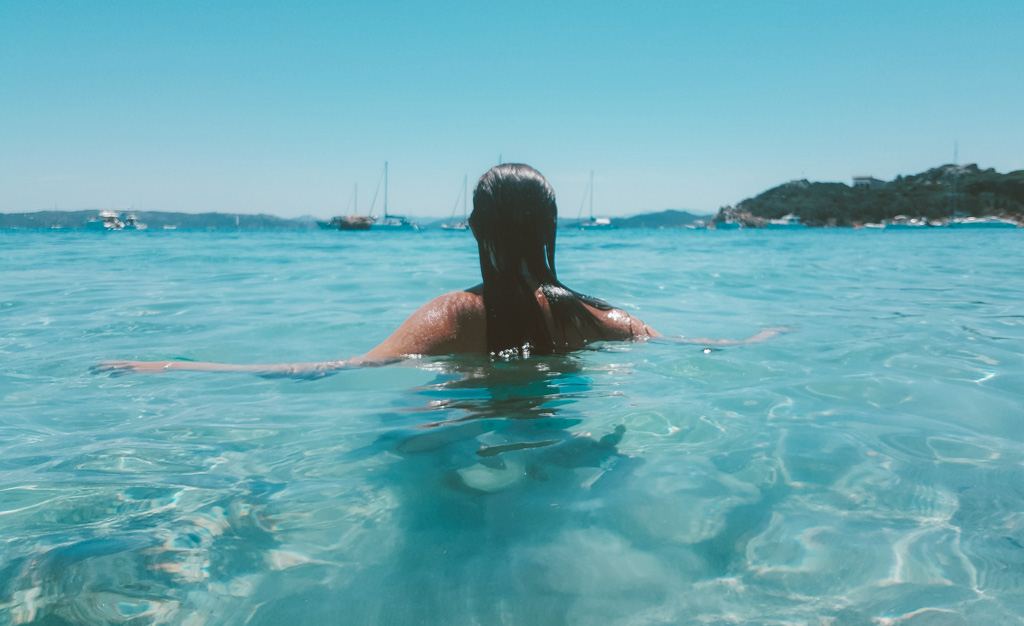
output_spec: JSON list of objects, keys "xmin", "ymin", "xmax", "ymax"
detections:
[
  {"xmin": 94, "ymin": 360, "xmax": 175, "ymax": 373},
  {"xmin": 673, "ymin": 326, "xmax": 790, "ymax": 346}
]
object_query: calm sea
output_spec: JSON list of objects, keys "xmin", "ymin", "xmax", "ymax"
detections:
[{"xmin": 2, "ymin": 227, "xmax": 1023, "ymax": 624}]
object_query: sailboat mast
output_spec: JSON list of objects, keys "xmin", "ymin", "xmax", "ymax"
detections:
[
  {"xmin": 463, "ymin": 174, "xmax": 468, "ymax": 218},
  {"xmin": 384, "ymin": 161, "xmax": 388, "ymax": 219},
  {"xmin": 589, "ymin": 170, "xmax": 594, "ymax": 219}
]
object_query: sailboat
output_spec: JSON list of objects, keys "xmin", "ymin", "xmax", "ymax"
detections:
[
  {"xmin": 441, "ymin": 175, "xmax": 470, "ymax": 231},
  {"xmin": 577, "ymin": 171, "xmax": 613, "ymax": 229},
  {"xmin": 123, "ymin": 212, "xmax": 147, "ymax": 230},
  {"xmin": 374, "ymin": 162, "xmax": 419, "ymax": 230},
  {"xmin": 321, "ymin": 182, "xmax": 373, "ymax": 230}
]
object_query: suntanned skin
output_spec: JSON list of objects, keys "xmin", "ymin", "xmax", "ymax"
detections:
[
  {"xmin": 363, "ymin": 283, "xmax": 660, "ymax": 360},
  {"xmin": 97, "ymin": 284, "xmax": 781, "ymax": 375}
]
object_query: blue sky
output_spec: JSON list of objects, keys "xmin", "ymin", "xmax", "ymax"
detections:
[{"xmin": 2, "ymin": 0, "xmax": 1022, "ymax": 218}]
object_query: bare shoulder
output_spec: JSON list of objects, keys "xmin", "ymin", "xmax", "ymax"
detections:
[
  {"xmin": 418, "ymin": 290, "xmax": 486, "ymax": 328},
  {"xmin": 363, "ymin": 290, "xmax": 486, "ymax": 359},
  {"xmin": 434, "ymin": 290, "xmax": 485, "ymax": 315},
  {"xmin": 589, "ymin": 305, "xmax": 660, "ymax": 341}
]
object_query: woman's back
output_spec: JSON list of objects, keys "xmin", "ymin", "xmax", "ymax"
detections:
[{"xmin": 361, "ymin": 285, "xmax": 658, "ymax": 361}]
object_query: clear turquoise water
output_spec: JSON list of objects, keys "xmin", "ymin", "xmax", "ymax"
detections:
[{"xmin": 2, "ymin": 228, "xmax": 1023, "ymax": 624}]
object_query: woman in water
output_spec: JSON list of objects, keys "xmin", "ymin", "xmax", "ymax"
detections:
[{"xmin": 98, "ymin": 164, "xmax": 778, "ymax": 375}]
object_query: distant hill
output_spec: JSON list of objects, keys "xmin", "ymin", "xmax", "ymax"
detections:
[
  {"xmin": 714, "ymin": 164, "xmax": 1024, "ymax": 227},
  {"xmin": 0, "ymin": 210, "xmax": 317, "ymax": 230},
  {"xmin": 609, "ymin": 209, "xmax": 710, "ymax": 229}
]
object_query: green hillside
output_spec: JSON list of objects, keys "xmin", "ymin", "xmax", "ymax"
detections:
[{"xmin": 715, "ymin": 164, "xmax": 1024, "ymax": 227}]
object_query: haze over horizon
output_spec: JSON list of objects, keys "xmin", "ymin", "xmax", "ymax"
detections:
[{"xmin": 2, "ymin": 1, "xmax": 1022, "ymax": 219}]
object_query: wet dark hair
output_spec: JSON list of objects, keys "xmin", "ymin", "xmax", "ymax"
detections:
[{"xmin": 469, "ymin": 163, "xmax": 612, "ymax": 357}]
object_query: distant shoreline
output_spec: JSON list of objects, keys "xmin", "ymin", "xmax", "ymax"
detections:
[
  {"xmin": 0, "ymin": 208, "xmax": 719, "ymax": 231},
  {"xmin": 5, "ymin": 163, "xmax": 1022, "ymax": 231},
  {"xmin": 1, "ymin": 208, "xmax": 1020, "ymax": 231}
]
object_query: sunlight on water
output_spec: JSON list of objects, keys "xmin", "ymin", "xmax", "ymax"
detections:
[{"xmin": 1, "ymin": 228, "xmax": 1023, "ymax": 624}]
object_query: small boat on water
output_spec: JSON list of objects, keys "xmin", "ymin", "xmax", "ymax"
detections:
[
  {"xmin": 124, "ymin": 213, "xmax": 147, "ymax": 230},
  {"xmin": 580, "ymin": 216, "xmax": 612, "ymax": 228},
  {"xmin": 886, "ymin": 215, "xmax": 929, "ymax": 229},
  {"xmin": 766, "ymin": 213, "xmax": 806, "ymax": 229},
  {"xmin": 948, "ymin": 216, "xmax": 1019, "ymax": 228},
  {"xmin": 377, "ymin": 214, "xmax": 419, "ymax": 230},
  {"xmin": 86, "ymin": 210, "xmax": 126, "ymax": 231},
  {"xmin": 441, "ymin": 175, "xmax": 470, "ymax": 231}
]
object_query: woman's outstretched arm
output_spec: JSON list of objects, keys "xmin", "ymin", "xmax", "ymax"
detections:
[
  {"xmin": 95, "ymin": 292, "xmax": 484, "ymax": 376},
  {"xmin": 595, "ymin": 308, "xmax": 784, "ymax": 347},
  {"xmin": 668, "ymin": 327, "xmax": 788, "ymax": 346},
  {"xmin": 92, "ymin": 358, "xmax": 372, "ymax": 376}
]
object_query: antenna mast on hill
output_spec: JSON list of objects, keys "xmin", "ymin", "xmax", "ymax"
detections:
[{"xmin": 949, "ymin": 141, "xmax": 959, "ymax": 217}]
